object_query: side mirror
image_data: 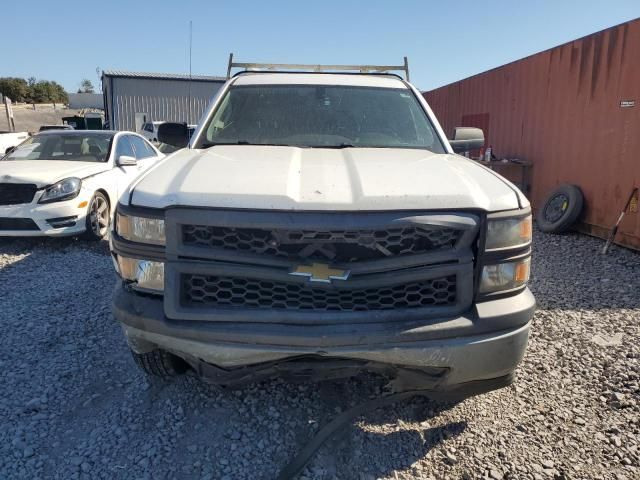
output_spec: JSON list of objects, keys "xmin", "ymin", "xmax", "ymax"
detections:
[
  {"xmin": 449, "ymin": 127, "xmax": 485, "ymax": 153},
  {"xmin": 5, "ymin": 146, "xmax": 16, "ymax": 155},
  {"xmin": 157, "ymin": 122, "xmax": 189, "ymax": 148},
  {"xmin": 117, "ymin": 155, "xmax": 137, "ymax": 166}
]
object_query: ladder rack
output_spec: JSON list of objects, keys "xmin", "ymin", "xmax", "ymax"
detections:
[{"xmin": 226, "ymin": 53, "xmax": 410, "ymax": 81}]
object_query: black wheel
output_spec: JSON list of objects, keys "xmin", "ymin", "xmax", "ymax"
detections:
[
  {"xmin": 537, "ymin": 184, "xmax": 584, "ymax": 233},
  {"xmin": 83, "ymin": 191, "xmax": 110, "ymax": 240},
  {"xmin": 131, "ymin": 349, "xmax": 188, "ymax": 379}
]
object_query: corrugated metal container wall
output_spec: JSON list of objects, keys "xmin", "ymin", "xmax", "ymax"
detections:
[
  {"xmin": 108, "ymin": 77, "xmax": 224, "ymax": 131},
  {"xmin": 424, "ymin": 19, "xmax": 640, "ymax": 250}
]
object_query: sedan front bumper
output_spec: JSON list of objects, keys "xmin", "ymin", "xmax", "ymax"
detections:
[{"xmin": 0, "ymin": 193, "xmax": 91, "ymax": 237}]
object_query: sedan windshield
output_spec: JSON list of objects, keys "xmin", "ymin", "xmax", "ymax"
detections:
[
  {"xmin": 200, "ymin": 85, "xmax": 445, "ymax": 152},
  {"xmin": 4, "ymin": 133, "xmax": 113, "ymax": 162}
]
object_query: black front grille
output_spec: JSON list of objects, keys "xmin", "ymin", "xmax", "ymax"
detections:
[
  {"xmin": 182, "ymin": 274, "xmax": 457, "ymax": 312},
  {"xmin": 182, "ymin": 225, "xmax": 462, "ymax": 262},
  {"xmin": 0, "ymin": 218, "xmax": 39, "ymax": 231},
  {"xmin": 0, "ymin": 183, "xmax": 38, "ymax": 206}
]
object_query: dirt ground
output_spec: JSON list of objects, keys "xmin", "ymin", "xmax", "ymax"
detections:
[{"xmin": 0, "ymin": 103, "xmax": 82, "ymax": 133}]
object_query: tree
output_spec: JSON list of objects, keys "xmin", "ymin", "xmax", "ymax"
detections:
[
  {"xmin": 0, "ymin": 77, "xmax": 30, "ymax": 102},
  {"xmin": 50, "ymin": 81, "xmax": 68, "ymax": 104},
  {"xmin": 0, "ymin": 76, "xmax": 68, "ymax": 104},
  {"xmin": 28, "ymin": 81, "xmax": 48, "ymax": 103},
  {"xmin": 28, "ymin": 80, "xmax": 68, "ymax": 104},
  {"xmin": 78, "ymin": 79, "xmax": 95, "ymax": 93}
]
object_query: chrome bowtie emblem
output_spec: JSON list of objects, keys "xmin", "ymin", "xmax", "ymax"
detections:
[{"xmin": 289, "ymin": 262, "xmax": 350, "ymax": 283}]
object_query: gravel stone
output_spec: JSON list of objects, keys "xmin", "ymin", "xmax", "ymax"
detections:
[
  {"xmin": 489, "ymin": 469, "xmax": 503, "ymax": 480},
  {"xmin": 0, "ymin": 231, "xmax": 638, "ymax": 479}
]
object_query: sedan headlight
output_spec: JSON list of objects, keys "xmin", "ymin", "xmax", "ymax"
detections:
[
  {"xmin": 485, "ymin": 215, "xmax": 532, "ymax": 250},
  {"xmin": 39, "ymin": 177, "xmax": 81, "ymax": 204},
  {"xmin": 114, "ymin": 255, "xmax": 164, "ymax": 293},
  {"xmin": 116, "ymin": 212, "xmax": 165, "ymax": 245},
  {"xmin": 479, "ymin": 258, "xmax": 530, "ymax": 294}
]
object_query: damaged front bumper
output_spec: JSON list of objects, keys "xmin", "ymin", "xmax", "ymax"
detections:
[{"xmin": 113, "ymin": 284, "xmax": 534, "ymax": 394}]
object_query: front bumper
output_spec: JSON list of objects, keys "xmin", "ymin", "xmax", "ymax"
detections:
[
  {"xmin": 114, "ymin": 284, "xmax": 535, "ymax": 387},
  {"xmin": 0, "ymin": 193, "xmax": 91, "ymax": 237}
]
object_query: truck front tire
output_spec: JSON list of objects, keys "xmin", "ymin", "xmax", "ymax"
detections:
[{"xmin": 131, "ymin": 349, "xmax": 188, "ymax": 379}]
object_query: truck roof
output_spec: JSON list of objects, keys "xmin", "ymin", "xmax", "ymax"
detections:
[{"xmin": 232, "ymin": 72, "xmax": 408, "ymax": 89}]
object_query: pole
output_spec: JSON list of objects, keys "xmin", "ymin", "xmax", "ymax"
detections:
[
  {"xmin": 4, "ymin": 96, "xmax": 14, "ymax": 132},
  {"xmin": 602, "ymin": 187, "xmax": 639, "ymax": 254},
  {"xmin": 226, "ymin": 53, "xmax": 234, "ymax": 79},
  {"xmin": 187, "ymin": 20, "xmax": 193, "ymax": 124}
]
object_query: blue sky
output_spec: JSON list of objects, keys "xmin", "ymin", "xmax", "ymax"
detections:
[{"xmin": 2, "ymin": 0, "xmax": 638, "ymax": 92}]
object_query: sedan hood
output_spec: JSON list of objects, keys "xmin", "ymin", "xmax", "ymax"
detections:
[
  {"xmin": 0, "ymin": 160, "xmax": 110, "ymax": 188},
  {"xmin": 130, "ymin": 146, "xmax": 525, "ymax": 211}
]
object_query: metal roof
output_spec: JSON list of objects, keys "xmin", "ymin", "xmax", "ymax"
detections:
[{"xmin": 102, "ymin": 70, "xmax": 226, "ymax": 82}]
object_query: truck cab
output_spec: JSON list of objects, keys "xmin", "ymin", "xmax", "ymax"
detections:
[{"xmin": 110, "ymin": 60, "xmax": 534, "ymax": 398}]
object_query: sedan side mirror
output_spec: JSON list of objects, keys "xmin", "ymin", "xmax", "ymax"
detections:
[
  {"xmin": 157, "ymin": 122, "xmax": 189, "ymax": 148},
  {"xmin": 449, "ymin": 127, "xmax": 485, "ymax": 153},
  {"xmin": 117, "ymin": 155, "xmax": 137, "ymax": 166}
]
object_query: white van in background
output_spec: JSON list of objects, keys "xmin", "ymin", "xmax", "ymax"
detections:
[{"xmin": 139, "ymin": 121, "xmax": 166, "ymax": 142}]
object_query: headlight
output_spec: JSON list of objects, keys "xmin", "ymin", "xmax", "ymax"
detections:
[
  {"xmin": 116, "ymin": 211, "xmax": 165, "ymax": 245},
  {"xmin": 114, "ymin": 255, "xmax": 164, "ymax": 293},
  {"xmin": 479, "ymin": 258, "xmax": 530, "ymax": 294},
  {"xmin": 39, "ymin": 177, "xmax": 81, "ymax": 204},
  {"xmin": 485, "ymin": 215, "xmax": 532, "ymax": 250}
]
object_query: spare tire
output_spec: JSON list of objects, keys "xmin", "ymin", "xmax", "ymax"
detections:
[{"xmin": 537, "ymin": 184, "xmax": 584, "ymax": 233}]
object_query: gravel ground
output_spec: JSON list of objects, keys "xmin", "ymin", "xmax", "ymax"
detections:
[{"xmin": 0, "ymin": 231, "xmax": 638, "ymax": 479}]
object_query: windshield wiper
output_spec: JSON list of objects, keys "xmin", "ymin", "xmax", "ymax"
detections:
[
  {"xmin": 200, "ymin": 141, "xmax": 359, "ymax": 149},
  {"xmin": 308, "ymin": 143, "xmax": 355, "ymax": 149},
  {"xmin": 200, "ymin": 141, "xmax": 302, "ymax": 149},
  {"xmin": 200, "ymin": 140, "xmax": 252, "ymax": 148}
]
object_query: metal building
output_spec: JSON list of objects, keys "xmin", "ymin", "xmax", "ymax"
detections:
[
  {"xmin": 424, "ymin": 18, "xmax": 640, "ymax": 250},
  {"xmin": 101, "ymin": 70, "xmax": 226, "ymax": 132}
]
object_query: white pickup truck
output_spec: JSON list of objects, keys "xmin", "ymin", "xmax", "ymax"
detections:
[{"xmin": 110, "ymin": 60, "xmax": 534, "ymax": 399}]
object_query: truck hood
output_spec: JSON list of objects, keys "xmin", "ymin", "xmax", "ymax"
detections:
[
  {"xmin": 129, "ymin": 146, "xmax": 525, "ymax": 211},
  {"xmin": 0, "ymin": 160, "xmax": 110, "ymax": 188}
]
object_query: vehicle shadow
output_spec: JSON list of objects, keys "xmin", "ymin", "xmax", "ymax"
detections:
[
  {"xmin": 256, "ymin": 374, "xmax": 468, "ymax": 479},
  {"xmin": 339, "ymin": 418, "xmax": 467, "ymax": 479},
  {"xmin": 278, "ymin": 396, "xmax": 467, "ymax": 480}
]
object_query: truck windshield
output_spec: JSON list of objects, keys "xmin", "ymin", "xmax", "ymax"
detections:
[{"xmin": 200, "ymin": 85, "xmax": 446, "ymax": 152}]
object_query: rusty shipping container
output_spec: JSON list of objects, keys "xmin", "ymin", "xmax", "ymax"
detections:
[{"xmin": 424, "ymin": 18, "xmax": 640, "ymax": 250}]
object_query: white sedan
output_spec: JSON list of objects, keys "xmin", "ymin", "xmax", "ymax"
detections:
[
  {"xmin": 0, "ymin": 130, "xmax": 164, "ymax": 240},
  {"xmin": 0, "ymin": 131, "xmax": 30, "ymax": 155}
]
